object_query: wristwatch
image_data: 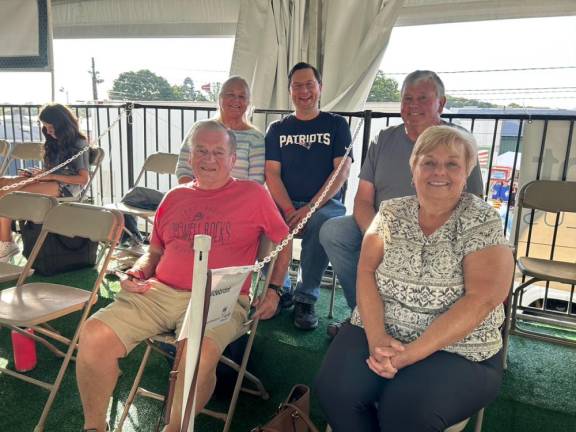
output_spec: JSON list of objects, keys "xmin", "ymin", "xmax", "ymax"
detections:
[{"xmin": 268, "ymin": 283, "xmax": 283, "ymax": 297}]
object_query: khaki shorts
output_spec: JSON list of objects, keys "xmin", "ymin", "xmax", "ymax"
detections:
[{"xmin": 91, "ymin": 279, "xmax": 249, "ymax": 354}]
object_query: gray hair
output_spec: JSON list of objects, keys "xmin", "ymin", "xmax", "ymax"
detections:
[
  {"xmin": 409, "ymin": 125, "xmax": 478, "ymax": 175},
  {"xmin": 187, "ymin": 119, "xmax": 237, "ymax": 153},
  {"xmin": 401, "ymin": 70, "xmax": 445, "ymax": 98}
]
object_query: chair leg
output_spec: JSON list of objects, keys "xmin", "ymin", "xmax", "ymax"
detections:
[
  {"xmin": 328, "ymin": 271, "xmax": 337, "ymax": 319},
  {"xmin": 474, "ymin": 407, "xmax": 485, "ymax": 432},
  {"xmin": 34, "ymin": 324, "xmax": 84, "ymax": 431},
  {"xmin": 116, "ymin": 342, "xmax": 154, "ymax": 431},
  {"xmin": 222, "ymin": 324, "xmax": 261, "ymax": 432}
]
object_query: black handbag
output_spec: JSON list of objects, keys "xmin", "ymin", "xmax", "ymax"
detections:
[
  {"xmin": 120, "ymin": 186, "xmax": 164, "ymax": 210},
  {"xmin": 21, "ymin": 221, "xmax": 98, "ymax": 276}
]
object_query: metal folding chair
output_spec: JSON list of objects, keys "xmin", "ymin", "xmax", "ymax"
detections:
[
  {"xmin": 105, "ymin": 152, "xmax": 178, "ymax": 242},
  {"xmin": 0, "ymin": 202, "xmax": 124, "ymax": 431},
  {"xmin": 0, "ymin": 139, "xmax": 14, "ymax": 175},
  {"xmin": 503, "ymin": 180, "xmax": 576, "ymax": 359},
  {"xmin": 116, "ymin": 236, "xmax": 276, "ymax": 432},
  {"xmin": 58, "ymin": 147, "xmax": 105, "ymax": 203},
  {"xmin": 0, "ymin": 192, "xmax": 57, "ymax": 283},
  {"xmin": 6, "ymin": 141, "xmax": 44, "ymax": 170}
]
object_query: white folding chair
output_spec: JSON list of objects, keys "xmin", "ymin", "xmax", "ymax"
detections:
[
  {"xmin": 0, "ymin": 202, "xmax": 124, "ymax": 431},
  {"xmin": 0, "ymin": 192, "xmax": 58, "ymax": 283},
  {"xmin": 116, "ymin": 236, "xmax": 276, "ymax": 432}
]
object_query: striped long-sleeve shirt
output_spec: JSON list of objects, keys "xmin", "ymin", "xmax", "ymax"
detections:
[{"xmin": 176, "ymin": 127, "xmax": 265, "ymax": 184}]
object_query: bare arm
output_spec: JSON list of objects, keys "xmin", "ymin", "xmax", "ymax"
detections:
[
  {"xmin": 356, "ymin": 226, "xmax": 388, "ymax": 352},
  {"xmin": 40, "ymin": 168, "xmax": 90, "ymax": 186},
  {"xmin": 357, "ymin": 218, "xmax": 405, "ymax": 378},
  {"xmin": 392, "ymin": 245, "xmax": 513, "ymax": 369},
  {"xmin": 265, "ymin": 160, "xmax": 295, "ymax": 216},
  {"xmin": 121, "ymin": 243, "xmax": 163, "ymax": 294},
  {"xmin": 129, "ymin": 243, "xmax": 163, "ymax": 279},
  {"xmin": 353, "ymin": 179, "xmax": 376, "ymax": 234},
  {"xmin": 253, "ymin": 242, "xmax": 292, "ymax": 320}
]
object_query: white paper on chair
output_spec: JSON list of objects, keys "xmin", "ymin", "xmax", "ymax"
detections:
[{"xmin": 205, "ymin": 265, "xmax": 253, "ymax": 329}]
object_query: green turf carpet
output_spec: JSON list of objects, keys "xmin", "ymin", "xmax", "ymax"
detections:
[{"xmin": 1, "ymin": 268, "xmax": 575, "ymax": 431}]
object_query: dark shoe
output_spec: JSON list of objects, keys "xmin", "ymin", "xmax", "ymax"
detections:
[
  {"xmin": 279, "ymin": 291, "xmax": 294, "ymax": 309},
  {"xmin": 327, "ymin": 318, "xmax": 351, "ymax": 340},
  {"xmin": 293, "ymin": 302, "xmax": 319, "ymax": 330},
  {"xmin": 326, "ymin": 320, "xmax": 343, "ymax": 340}
]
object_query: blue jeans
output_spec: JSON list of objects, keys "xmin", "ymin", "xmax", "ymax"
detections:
[
  {"xmin": 293, "ymin": 199, "xmax": 346, "ymax": 305},
  {"xmin": 319, "ymin": 215, "xmax": 362, "ymax": 309}
]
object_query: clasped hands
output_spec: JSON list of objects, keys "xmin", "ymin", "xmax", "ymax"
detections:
[
  {"xmin": 284, "ymin": 205, "xmax": 310, "ymax": 231},
  {"xmin": 367, "ymin": 337, "xmax": 413, "ymax": 379}
]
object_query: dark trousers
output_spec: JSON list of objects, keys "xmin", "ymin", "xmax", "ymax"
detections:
[
  {"xmin": 121, "ymin": 214, "xmax": 144, "ymax": 243},
  {"xmin": 315, "ymin": 323, "xmax": 503, "ymax": 432}
]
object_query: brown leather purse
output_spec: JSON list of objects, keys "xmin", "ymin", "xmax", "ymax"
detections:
[{"xmin": 251, "ymin": 384, "xmax": 320, "ymax": 432}]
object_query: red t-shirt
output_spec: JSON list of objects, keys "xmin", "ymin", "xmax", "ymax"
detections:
[{"xmin": 150, "ymin": 178, "xmax": 288, "ymax": 294}]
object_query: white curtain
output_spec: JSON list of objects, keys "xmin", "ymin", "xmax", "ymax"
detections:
[{"xmin": 230, "ymin": 0, "xmax": 404, "ymax": 112}]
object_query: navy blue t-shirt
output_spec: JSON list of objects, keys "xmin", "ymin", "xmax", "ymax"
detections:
[{"xmin": 265, "ymin": 112, "xmax": 352, "ymax": 202}]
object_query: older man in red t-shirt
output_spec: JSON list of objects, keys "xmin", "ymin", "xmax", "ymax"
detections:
[{"xmin": 76, "ymin": 120, "xmax": 290, "ymax": 432}]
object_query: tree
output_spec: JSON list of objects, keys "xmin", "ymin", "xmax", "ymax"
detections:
[
  {"xmin": 110, "ymin": 69, "xmax": 176, "ymax": 101},
  {"xmin": 204, "ymin": 82, "xmax": 222, "ymax": 102},
  {"xmin": 175, "ymin": 77, "xmax": 208, "ymax": 101},
  {"xmin": 367, "ymin": 71, "xmax": 400, "ymax": 102},
  {"xmin": 445, "ymin": 95, "xmax": 498, "ymax": 109}
]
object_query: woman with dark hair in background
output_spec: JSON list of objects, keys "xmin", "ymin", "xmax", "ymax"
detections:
[{"xmin": 0, "ymin": 103, "xmax": 89, "ymax": 261}]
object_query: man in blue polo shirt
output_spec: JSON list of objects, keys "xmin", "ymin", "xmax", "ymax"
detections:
[{"xmin": 265, "ymin": 62, "xmax": 353, "ymax": 330}]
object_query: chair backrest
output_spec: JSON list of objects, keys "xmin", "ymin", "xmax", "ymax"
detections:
[
  {"xmin": 10, "ymin": 142, "xmax": 44, "ymax": 163},
  {"xmin": 257, "ymin": 236, "xmax": 275, "ymax": 262},
  {"xmin": 0, "ymin": 140, "xmax": 13, "ymax": 175},
  {"xmin": 43, "ymin": 202, "xmax": 125, "ymax": 243},
  {"xmin": 134, "ymin": 152, "xmax": 179, "ymax": 185},
  {"xmin": 517, "ymin": 180, "xmax": 576, "ymax": 213},
  {"xmin": 512, "ymin": 180, "xmax": 576, "ymax": 254},
  {"xmin": 0, "ymin": 192, "xmax": 58, "ymax": 223}
]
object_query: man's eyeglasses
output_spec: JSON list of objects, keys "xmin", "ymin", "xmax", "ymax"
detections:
[{"xmin": 290, "ymin": 82, "xmax": 317, "ymax": 92}]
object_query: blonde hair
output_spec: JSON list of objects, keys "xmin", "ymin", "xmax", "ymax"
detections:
[{"xmin": 409, "ymin": 125, "xmax": 477, "ymax": 175}]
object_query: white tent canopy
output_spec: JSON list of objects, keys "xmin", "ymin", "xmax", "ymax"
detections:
[{"xmin": 47, "ymin": 0, "xmax": 576, "ymax": 38}]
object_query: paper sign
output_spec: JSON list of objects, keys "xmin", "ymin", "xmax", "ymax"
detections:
[{"xmin": 206, "ymin": 265, "xmax": 253, "ymax": 329}]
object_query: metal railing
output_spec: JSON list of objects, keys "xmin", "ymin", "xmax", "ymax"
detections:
[{"xmin": 1, "ymin": 102, "xmax": 575, "ymax": 326}]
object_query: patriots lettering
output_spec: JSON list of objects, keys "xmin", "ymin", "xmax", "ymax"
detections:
[{"xmin": 279, "ymin": 133, "xmax": 331, "ymax": 149}]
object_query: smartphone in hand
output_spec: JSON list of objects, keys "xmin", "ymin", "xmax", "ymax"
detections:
[{"xmin": 115, "ymin": 270, "xmax": 150, "ymax": 293}]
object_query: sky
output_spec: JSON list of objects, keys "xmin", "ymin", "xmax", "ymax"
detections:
[{"xmin": 1, "ymin": 15, "xmax": 575, "ymax": 110}]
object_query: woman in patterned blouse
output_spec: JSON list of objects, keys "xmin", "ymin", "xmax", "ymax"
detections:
[{"xmin": 316, "ymin": 125, "xmax": 513, "ymax": 431}]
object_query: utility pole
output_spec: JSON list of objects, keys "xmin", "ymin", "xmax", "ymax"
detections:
[{"xmin": 89, "ymin": 57, "xmax": 104, "ymax": 101}]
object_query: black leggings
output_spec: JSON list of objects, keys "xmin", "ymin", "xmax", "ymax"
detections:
[{"xmin": 315, "ymin": 323, "xmax": 503, "ymax": 432}]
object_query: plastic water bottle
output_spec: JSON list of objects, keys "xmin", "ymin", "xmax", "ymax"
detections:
[{"xmin": 11, "ymin": 328, "xmax": 37, "ymax": 372}]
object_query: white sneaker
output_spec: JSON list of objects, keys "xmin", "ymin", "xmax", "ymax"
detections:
[{"xmin": 0, "ymin": 241, "xmax": 20, "ymax": 262}]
